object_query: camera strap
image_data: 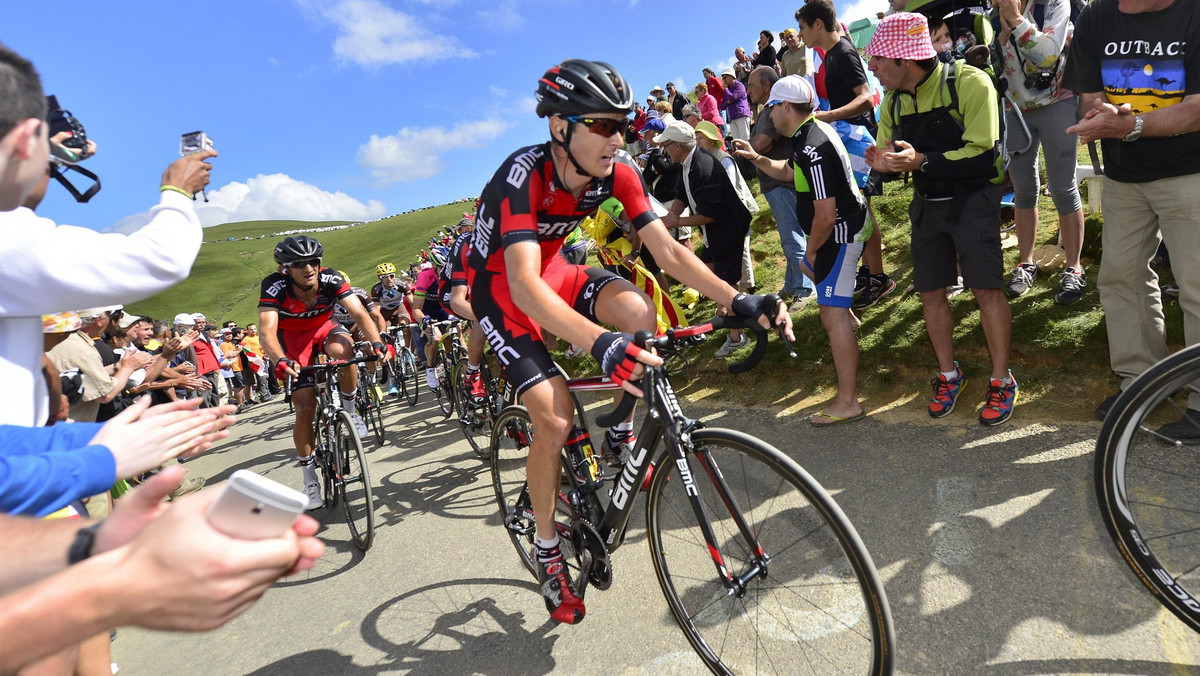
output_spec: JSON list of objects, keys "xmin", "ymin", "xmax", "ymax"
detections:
[{"xmin": 49, "ymin": 162, "xmax": 102, "ymax": 203}]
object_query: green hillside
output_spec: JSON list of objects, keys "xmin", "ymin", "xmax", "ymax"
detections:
[{"xmin": 127, "ymin": 203, "xmax": 470, "ymax": 325}]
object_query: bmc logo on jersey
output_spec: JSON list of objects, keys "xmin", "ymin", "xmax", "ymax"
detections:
[
  {"xmin": 541, "ymin": 219, "xmax": 580, "ymax": 240},
  {"xmin": 474, "ymin": 212, "xmax": 496, "ymax": 260},
  {"xmin": 803, "ymin": 144, "xmax": 822, "ymax": 163},
  {"xmin": 266, "ymin": 280, "xmax": 286, "ymax": 296},
  {"xmin": 479, "ymin": 316, "xmax": 520, "ymax": 366},
  {"xmin": 506, "ymin": 147, "xmax": 543, "ymax": 189}
]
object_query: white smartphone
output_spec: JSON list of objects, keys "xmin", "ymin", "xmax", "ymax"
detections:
[{"xmin": 205, "ymin": 470, "xmax": 307, "ymax": 540}]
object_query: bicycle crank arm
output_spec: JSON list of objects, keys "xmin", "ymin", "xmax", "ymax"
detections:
[{"xmin": 576, "ymin": 548, "xmax": 593, "ymax": 601}]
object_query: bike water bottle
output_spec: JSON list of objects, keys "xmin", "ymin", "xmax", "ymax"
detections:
[{"xmin": 566, "ymin": 425, "xmax": 602, "ymax": 489}]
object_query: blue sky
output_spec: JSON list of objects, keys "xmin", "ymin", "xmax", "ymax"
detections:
[{"xmin": 6, "ymin": 0, "xmax": 881, "ymax": 232}]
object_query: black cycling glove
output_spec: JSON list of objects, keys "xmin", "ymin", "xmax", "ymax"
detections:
[
  {"xmin": 590, "ymin": 332, "xmax": 645, "ymax": 388},
  {"xmin": 730, "ymin": 293, "xmax": 768, "ymax": 322}
]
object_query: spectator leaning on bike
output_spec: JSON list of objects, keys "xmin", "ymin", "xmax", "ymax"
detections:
[
  {"xmin": 864, "ymin": 13, "xmax": 1019, "ymax": 426},
  {"xmin": 995, "ymin": 0, "xmax": 1087, "ymax": 304},
  {"xmin": 1061, "ymin": 0, "xmax": 1200, "ymax": 435}
]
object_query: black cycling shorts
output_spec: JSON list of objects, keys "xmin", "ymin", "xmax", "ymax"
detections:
[{"xmin": 471, "ymin": 258, "xmax": 622, "ymax": 397}]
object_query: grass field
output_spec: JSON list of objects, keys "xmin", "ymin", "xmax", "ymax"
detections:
[{"xmin": 130, "ymin": 156, "xmax": 1185, "ymax": 423}]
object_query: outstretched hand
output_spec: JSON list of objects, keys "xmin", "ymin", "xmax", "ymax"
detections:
[{"xmin": 92, "ymin": 396, "xmax": 237, "ymax": 478}]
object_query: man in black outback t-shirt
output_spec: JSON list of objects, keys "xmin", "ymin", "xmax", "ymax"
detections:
[{"xmin": 1063, "ymin": 0, "xmax": 1200, "ymax": 439}]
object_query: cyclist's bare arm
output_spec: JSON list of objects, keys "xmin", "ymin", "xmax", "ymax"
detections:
[
  {"xmin": 640, "ymin": 220, "xmax": 793, "ymax": 337},
  {"xmin": 257, "ymin": 309, "xmax": 296, "ymax": 377},
  {"xmin": 450, "ymin": 286, "xmax": 476, "ymax": 322},
  {"xmin": 369, "ymin": 305, "xmax": 388, "ymax": 335},
  {"xmin": 505, "ymin": 240, "xmax": 661, "ymax": 368}
]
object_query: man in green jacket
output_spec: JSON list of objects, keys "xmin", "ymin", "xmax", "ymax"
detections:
[{"xmin": 864, "ymin": 12, "xmax": 1018, "ymax": 426}]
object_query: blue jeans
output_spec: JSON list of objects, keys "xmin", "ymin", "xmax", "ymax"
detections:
[{"xmin": 764, "ymin": 185, "xmax": 814, "ymax": 297}]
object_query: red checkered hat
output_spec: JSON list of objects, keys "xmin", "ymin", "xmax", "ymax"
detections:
[{"xmin": 864, "ymin": 12, "xmax": 939, "ymax": 61}]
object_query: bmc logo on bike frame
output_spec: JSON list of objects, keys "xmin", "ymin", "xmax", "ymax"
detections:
[
  {"xmin": 610, "ymin": 444, "xmax": 648, "ymax": 510},
  {"xmin": 675, "ymin": 458, "xmax": 699, "ymax": 497},
  {"xmin": 478, "ymin": 316, "xmax": 520, "ymax": 366}
]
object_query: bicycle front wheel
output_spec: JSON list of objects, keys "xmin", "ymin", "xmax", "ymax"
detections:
[
  {"xmin": 1096, "ymin": 345, "xmax": 1200, "ymax": 633},
  {"xmin": 364, "ymin": 375, "xmax": 386, "ymax": 446},
  {"xmin": 336, "ymin": 409, "xmax": 375, "ymax": 551},
  {"xmin": 456, "ymin": 357, "xmax": 493, "ymax": 458},
  {"xmin": 434, "ymin": 364, "xmax": 454, "ymax": 419},
  {"xmin": 647, "ymin": 428, "xmax": 894, "ymax": 676},
  {"xmin": 402, "ymin": 348, "xmax": 419, "ymax": 407}
]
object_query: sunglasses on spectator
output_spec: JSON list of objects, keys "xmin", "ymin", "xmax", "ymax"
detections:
[
  {"xmin": 286, "ymin": 258, "xmax": 321, "ymax": 269},
  {"xmin": 566, "ymin": 116, "xmax": 628, "ymax": 137}
]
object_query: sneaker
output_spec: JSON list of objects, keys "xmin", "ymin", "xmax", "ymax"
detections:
[
  {"xmin": 979, "ymin": 373, "xmax": 1018, "ymax": 426},
  {"xmin": 714, "ymin": 333, "xmax": 751, "ymax": 358},
  {"xmin": 466, "ymin": 370, "xmax": 487, "ymax": 399},
  {"xmin": 1096, "ymin": 391, "xmax": 1121, "ymax": 421},
  {"xmin": 788, "ymin": 292, "xmax": 814, "ymax": 314},
  {"xmin": 1055, "ymin": 268, "xmax": 1087, "ymax": 305},
  {"xmin": 350, "ymin": 412, "xmax": 368, "ymax": 438},
  {"xmin": 426, "ymin": 368, "xmax": 440, "ymax": 391},
  {"xmin": 537, "ymin": 546, "xmax": 586, "ymax": 624},
  {"xmin": 601, "ymin": 430, "xmax": 636, "ymax": 467},
  {"xmin": 928, "ymin": 363, "xmax": 967, "ymax": 419},
  {"xmin": 851, "ymin": 274, "xmax": 897, "ymax": 310},
  {"xmin": 304, "ymin": 480, "xmax": 322, "ymax": 510},
  {"xmin": 1155, "ymin": 409, "xmax": 1200, "ymax": 444},
  {"xmin": 387, "ymin": 384, "xmax": 400, "ymax": 396},
  {"xmin": 946, "ymin": 277, "xmax": 965, "ymax": 299},
  {"xmin": 1005, "ymin": 263, "xmax": 1038, "ymax": 298},
  {"xmin": 168, "ymin": 476, "xmax": 205, "ymax": 500},
  {"xmin": 852, "ymin": 265, "xmax": 870, "ymax": 298}
]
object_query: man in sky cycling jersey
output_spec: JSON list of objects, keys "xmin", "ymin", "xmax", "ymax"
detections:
[
  {"xmin": 440, "ymin": 218, "xmax": 488, "ymax": 399},
  {"xmin": 257, "ymin": 236, "xmax": 386, "ymax": 509},
  {"xmin": 412, "ymin": 247, "xmax": 452, "ymax": 391},
  {"xmin": 467, "ymin": 59, "xmax": 793, "ymax": 625}
]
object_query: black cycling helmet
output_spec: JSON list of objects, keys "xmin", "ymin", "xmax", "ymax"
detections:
[
  {"xmin": 536, "ymin": 59, "xmax": 635, "ymax": 119},
  {"xmin": 273, "ymin": 235, "xmax": 323, "ymax": 264}
]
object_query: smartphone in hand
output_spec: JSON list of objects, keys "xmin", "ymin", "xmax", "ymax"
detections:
[{"xmin": 205, "ymin": 470, "xmax": 306, "ymax": 539}]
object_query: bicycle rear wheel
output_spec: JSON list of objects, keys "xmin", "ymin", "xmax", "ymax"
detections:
[
  {"xmin": 489, "ymin": 406, "xmax": 581, "ymax": 581},
  {"xmin": 401, "ymin": 348, "xmax": 419, "ymax": 407},
  {"xmin": 647, "ymin": 428, "xmax": 894, "ymax": 676},
  {"xmin": 434, "ymin": 355, "xmax": 454, "ymax": 418},
  {"xmin": 456, "ymin": 357, "xmax": 493, "ymax": 458},
  {"xmin": 362, "ymin": 373, "xmax": 386, "ymax": 446},
  {"xmin": 1095, "ymin": 345, "xmax": 1200, "ymax": 633},
  {"xmin": 336, "ymin": 409, "xmax": 375, "ymax": 551}
]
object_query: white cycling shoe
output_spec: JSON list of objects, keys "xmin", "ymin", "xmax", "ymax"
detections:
[
  {"xmin": 304, "ymin": 480, "xmax": 322, "ymax": 510},
  {"xmin": 350, "ymin": 412, "xmax": 368, "ymax": 438}
]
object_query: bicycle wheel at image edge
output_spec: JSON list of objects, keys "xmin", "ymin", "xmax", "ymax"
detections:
[
  {"xmin": 1095, "ymin": 345, "xmax": 1200, "ymax": 633},
  {"xmin": 335, "ymin": 409, "xmax": 375, "ymax": 551},
  {"xmin": 402, "ymin": 349, "xmax": 419, "ymax": 407},
  {"xmin": 365, "ymin": 375, "xmax": 386, "ymax": 446},
  {"xmin": 434, "ymin": 361, "xmax": 454, "ymax": 418},
  {"xmin": 646, "ymin": 428, "xmax": 895, "ymax": 675},
  {"xmin": 488, "ymin": 406, "xmax": 581, "ymax": 580},
  {"xmin": 456, "ymin": 356, "xmax": 493, "ymax": 458}
]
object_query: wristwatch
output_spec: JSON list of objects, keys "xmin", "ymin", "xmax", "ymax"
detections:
[
  {"xmin": 1123, "ymin": 115, "xmax": 1144, "ymax": 142},
  {"xmin": 68, "ymin": 522, "xmax": 103, "ymax": 565},
  {"xmin": 919, "ymin": 155, "xmax": 930, "ymax": 173}
]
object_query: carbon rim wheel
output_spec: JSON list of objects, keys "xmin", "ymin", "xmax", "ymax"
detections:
[
  {"xmin": 366, "ymin": 376, "xmax": 386, "ymax": 446},
  {"xmin": 336, "ymin": 410, "xmax": 375, "ymax": 551},
  {"xmin": 314, "ymin": 411, "xmax": 338, "ymax": 508},
  {"xmin": 1095, "ymin": 344, "xmax": 1200, "ymax": 632},
  {"xmin": 403, "ymin": 349, "xmax": 420, "ymax": 407},
  {"xmin": 434, "ymin": 355, "xmax": 454, "ymax": 418},
  {"xmin": 646, "ymin": 428, "xmax": 894, "ymax": 676}
]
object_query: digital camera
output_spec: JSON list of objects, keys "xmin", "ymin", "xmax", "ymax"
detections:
[
  {"xmin": 1024, "ymin": 70, "xmax": 1056, "ymax": 92},
  {"xmin": 45, "ymin": 94, "xmax": 100, "ymax": 202}
]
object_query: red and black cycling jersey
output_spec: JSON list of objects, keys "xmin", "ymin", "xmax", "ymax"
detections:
[
  {"xmin": 467, "ymin": 142, "xmax": 656, "ymax": 276},
  {"xmin": 258, "ymin": 268, "xmax": 353, "ymax": 331},
  {"xmin": 442, "ymin": 232, "xmax": 472, "ymax": 289}
]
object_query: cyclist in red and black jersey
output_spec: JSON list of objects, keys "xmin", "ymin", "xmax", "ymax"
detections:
[
  {"xmin": 440, "ymin": 218, "xmax": 488, "ymax": 399},
  {"xmin": 467, "ymin": 59, "xmax": 793, "ymax": 625},
  {"xmin": 258, "ymin": 236, "xmax": 386, "ymax": 509}
]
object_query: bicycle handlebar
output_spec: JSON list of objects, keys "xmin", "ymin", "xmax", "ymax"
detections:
[
  {"xmin": 297, "ymin": 354, "xmax": 378, "ymax": 374},
  {"xmin": 596, "ymin": 295, "xmax": 789, "ymax": 428}
]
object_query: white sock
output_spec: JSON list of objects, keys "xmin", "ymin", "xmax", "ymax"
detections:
[
  {"xmin": 940, "ymin": 368, "xmax": 959, "ymax": 380},
  {"xmin": 300, "ymin": 457, "xmax": 318, "ymax": 485},
  {"xmin": 426, "ymin": 368, "xmax": 439, "ymax": 388},
  {"xmin": 339, "ymin": 390, "xmax": 356, "ymax": 414},
  {"xmin": 466, "ymin": 363, "xmax": 480, "ymax": 374}
]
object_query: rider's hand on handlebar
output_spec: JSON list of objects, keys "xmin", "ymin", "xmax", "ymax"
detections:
[
  {"xmin": 275, "ymin": 358, "xmax": 299, "ymax": 380},
  {"xmin": 591, "ymin": 331, "xmax": 663, "ymax": 398},
  {"xmin": 731, "ymin": 293, "xmax": 795, "ymax": 342}
]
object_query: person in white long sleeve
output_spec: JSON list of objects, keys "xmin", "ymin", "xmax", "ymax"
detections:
[{"xmin": 0, "ymin": 42, "xmax": 216, "ymax": 426}]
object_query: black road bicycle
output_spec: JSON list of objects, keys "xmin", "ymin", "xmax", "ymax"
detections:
[
  {"xmin": 489, "ymin": 305, "xmax": 895, "ymax": 675},
  {"xmin": 424, "ymin": 318, "xmax": 468, "ymax": 419},
  {"xmin": 352, "ymin": 341, "xmax": 387, "ymax": 447},
  {"xmin": 300, "ymin": 355, "xmax": 377, "ymax": 551},
  {"xmin": 1095, "ymin": 343, "xmax": 1200, "ymax": 632},
  {"xmin": 383, "ymin": 323, "xmax": 421, "ymax": 407}
]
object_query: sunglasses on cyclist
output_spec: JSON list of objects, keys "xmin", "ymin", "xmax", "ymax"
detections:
[
  {"xmin": 379, "ymin": 273, "xmax": 395, "ymax": 279},
  {"xmin": 566, "ymin": 116, "xmax": 628, "ymax": 137},
  {"xmin": 286, "ymin": 258, "xmax": 321, "ymax": 270}
]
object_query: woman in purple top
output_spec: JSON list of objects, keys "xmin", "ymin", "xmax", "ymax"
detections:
[{"xmin": 719, "ymin": 69, "xmax": 753, "ymax": 141}]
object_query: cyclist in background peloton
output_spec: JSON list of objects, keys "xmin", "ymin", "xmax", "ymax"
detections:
[
  {"xmin": 412, "ymin": 246, "xmax": 452, "ymax": 392},
  {"xmin": 370, "ymin": 262, "xmax": 415, "ymax": 396},
  {"xmin": 467, "ymin": 59, "xmax": 792, "ymax": 625},
  {"xmin": 258, "ymin": 236, "xmax": 386, "ymax": 509},
  {"xmin": 440, "ymin": 217, "xmax": 488, "ymax": 400}
]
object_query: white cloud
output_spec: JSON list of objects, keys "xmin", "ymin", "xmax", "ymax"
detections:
[
  {"xmin": 357, "ymin": 119, "xmax": 510, "ymax": 184},
  {"xmin": 132, "ymin": 174, "xmax": 390, "ymax": 228},
  {"xmin": 315, "ymin": 0, "xmax": 476, "ymax": 67},
  {"xmin": 840, "ymin": 0, "xmax": 882, "ymax": 24},
  {"xmin": 476, "ymin": 0, "xmax": 523, "ymax": 31}
]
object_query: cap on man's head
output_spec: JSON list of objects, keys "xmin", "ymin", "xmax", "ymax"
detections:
[
  {"xmin": 649, "ymin": 85, "xmax": 665, "ymax": 94},
  {"xmin": 694, "ymin": 121, "xmax": 724, "ymax": 145},
  {"xmin": 781, "ymin": 27, "xmax": 798, "ymax": 38},
  {"xmin": 766, "ymin": 75, "xmax": 817, "ymax": 107},
  {"xmin": 654, "ymin": 120, "xmax": 696, "ymax": 145},
  {"xmin": 191, "ymin": 312, "xmax": 206, "ymax": 322},
  {"xmin": 77, "ymin": 305, "xmax": 122, "ymax": 322},
  {"xmin": 720, "ymin": 68, "xmax": 736, "ymax": 78},
  {"xmin": 864, "ymin": 12, "xmax": 938, "ymax": 60},
  {"xmin": 641, "ymin": 118, "xmax": 667, "ymax": 135},
  {"xmin": 173, "ymin": 312, "xmax": 195, "ymax": 326},
  {"xmin": 117, "ymin": 313, "xmax": 144, "ymax": 330}
]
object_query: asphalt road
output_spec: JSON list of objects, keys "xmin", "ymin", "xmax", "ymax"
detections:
[{"xmin": 112, "ymin": 383, "xmax": 1200, "ymax": 675}]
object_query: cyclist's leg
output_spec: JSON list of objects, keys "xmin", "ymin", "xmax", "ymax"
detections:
[
  {"xmin": 467, "ymin": 321, "xmax": 485, "ymax": 367},
  {"xmin": 324, "ymin": 326, "xmax": 358, "ymax": 413}
]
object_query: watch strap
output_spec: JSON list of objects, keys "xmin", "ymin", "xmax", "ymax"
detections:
[{"xmin": 67, "ymin": 522, "xmax": 103, "ymax": 565}]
